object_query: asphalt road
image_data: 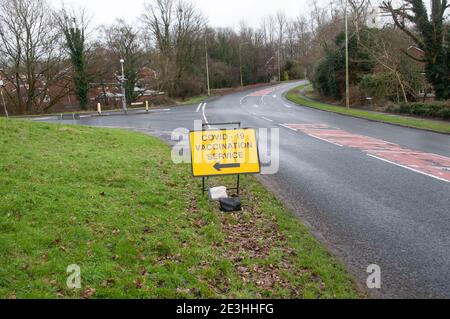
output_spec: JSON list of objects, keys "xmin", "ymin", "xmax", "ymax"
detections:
[{"xmin": 41, "ymin": 81, "xmax": 450, "ymax": 298}]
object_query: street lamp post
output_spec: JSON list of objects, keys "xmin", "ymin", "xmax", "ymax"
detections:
[
  {"xmin": 0, "ymin": 80, "xmax": 8, "ymax": 118},
  {"xmin": 120, "ymin": 59, "xmax": 128, "ymax": 113},
  {"xmin": 239, "ymin": 42, "xmax": 248, "ymax": 87}
]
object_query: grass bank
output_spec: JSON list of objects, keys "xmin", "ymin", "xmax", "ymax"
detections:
[
  {"xmin": 0, "ymin": 118, "xmax": 361, "ymax": 299},
  {"xmin": 286, "ymin": 85, "xmax": 450, "ymax": 134},
  {"xmin": 177, "ymin": 95, "xmax": 211, "ymax": 105}
]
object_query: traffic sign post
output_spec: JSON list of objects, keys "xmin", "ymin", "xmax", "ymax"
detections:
[{"xmin": 190, "ymin": 122, "xmax": 261, "ymax": 196}]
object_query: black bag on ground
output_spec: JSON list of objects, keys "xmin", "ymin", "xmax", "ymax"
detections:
[{"xmin": 219, "ymin": 197, "xmax": 242, "ymax": 212}]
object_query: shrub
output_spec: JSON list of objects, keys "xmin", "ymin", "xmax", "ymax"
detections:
[
  {"xmin": 358, "ymin": 73, "xmax": 395, "ymax": 102},
  {"xmin": 314, "ymin": 28, "xmax": 376, "ymax": 101},
  {"xmin": 313, "ymin": 50, "xmax": 342, "ymax": 100},
  {"xmin": 284, "ymin": 60, "xmax": 304, "ymax": 79},
  {"xmin": 397, "ymin": 101, "xmax": 450, "ymax": 120}
]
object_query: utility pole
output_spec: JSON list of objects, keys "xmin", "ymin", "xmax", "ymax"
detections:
[
  {"xmin": 345, "ymin": 0, "xmax": 350, "ymax": 109},
  {"xmin": 120, "ymin": 59, "xmax": 128, "ymax": 114},
  {"xmin": 0, "ymin": 80, "xmax": 8, "ymax": 118},
  {"xmin": 205, "ymin": 30, "xmax": 211, "ymax": 96}
]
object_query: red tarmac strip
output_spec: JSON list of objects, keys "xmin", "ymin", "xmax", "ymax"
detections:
[
  {"xmin": 285, "ymin": 124, "xmax": 450, "ymax": 183},
  {"xmin": 248, "ymin": 86, "xmax": 280, "ymax": 97}
]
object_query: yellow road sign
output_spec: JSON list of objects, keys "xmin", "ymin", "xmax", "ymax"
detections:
[{"xmin": 190, "ymin": 128, "xmax": 261, "ymax": 177}]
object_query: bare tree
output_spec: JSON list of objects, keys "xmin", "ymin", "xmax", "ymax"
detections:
[
  {"xmin": 174, "ymin": 1, "xmax": 204, "ymax": 87},
  {"xmin": 0, "ymin": 0, "xmax": 70, "ymax": 114},
  {"xmin": 142, "ymin": 0, "xmax": 204, "ymax": 96},
  {"xmin": 104, "ymin": 19, "xmax": 145, "ymax": 103},
  {"xmin": 348, "ymin": 0, "xmax": 375, "ymax": 44},
  {"xmin": 275, "ymin": 11, "xmax": 287, "ymax": 80},
  {"xmin": 87, "ymin": 42, "xmax": 117, "ymax": 106},
  {"xmin": 365, "ymin": 28, "xmax": 410, "ymax": 102},
  {"xmin": 142, "ymin": 0, "xmax": 175, "ymax": 92}
]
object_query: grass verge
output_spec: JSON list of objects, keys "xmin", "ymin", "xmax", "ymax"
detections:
[
  {"xmin": 177, "ymin": 95, "xmax": 211, "ymax": 105},
  {"xmin": 0, "ymin": 118, "xmax": 361, "ymax": 299},
  {"xmin": 286, "ymin": 85, "xmax": 450, "ymax": 134}
]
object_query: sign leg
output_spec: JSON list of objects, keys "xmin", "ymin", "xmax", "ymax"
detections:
[
  {"xmin": 202, "ymin": 177, "xmax": 206, "ymax": 197},
  {"xmin": 236, "ymin": 175, "xmax": 240, "ymax": 196}
]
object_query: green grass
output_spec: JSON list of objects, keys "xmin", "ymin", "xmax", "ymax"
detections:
[
  {"xmin": 0, "ymin": 118, "xmax": 361, "ymax": 299},
  {"xmin": 286, "ymin": 85, "xmax": 450, "ymax": 134},
  {"xmin": 177, "ymin": 95, "xmax": 211, "ymax": 106}
]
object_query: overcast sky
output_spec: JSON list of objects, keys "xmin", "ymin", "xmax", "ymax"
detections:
[{"xmin": 50, "ymin": 0, "xmax": 323, "ymax": 29}]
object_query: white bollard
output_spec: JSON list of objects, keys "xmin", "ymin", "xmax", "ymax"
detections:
[
  {"xmin": 145, "ymin": 101, "xmax": 149, "ymax": 113},
  {"xmin": 97, "ymin": 102, "xmax": 102, "ymax": 115}
]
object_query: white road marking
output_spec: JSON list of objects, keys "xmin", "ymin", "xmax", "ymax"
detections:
[
  {"xmin": 202, "ymin": 103, "xmax": 211, "ymax": 129},
  {"xmin": 196, "ymin": 103, "xmax": 203, "ymax": 113},
  {"xmin": 273, "ymin": 94, "xmax": 277, "ymax": 98},
  {"xmin": 279, "ymin": 124, "xmax": 345, "ymax": 146},
  {"xmin": 261, "ymin": 116, "xmax": 273, "ymax": 122},
  {"xmin": 253, "ymin": 104, "xmax": 259, "ymax": 108},
  {"xmin": 284, "ymin": 104, "xmax": 292, "ymax": 108},
  {"xmin": 262, "ymin": 96, "xmax": 267, "ymax": 105},
  {"xmin": 308, "ymin": 134, "xmax": 343, "ymax": 147},
  {"xmin": 279, "ymin": 124, "xmax": 298, "ymax": 132},
  {"xmin": 367, "ymin": 154, "xmax": 449, "ymax": 183}
]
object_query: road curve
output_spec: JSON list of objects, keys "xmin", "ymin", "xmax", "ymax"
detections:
[{"xmin": 44, "ymin": 81, "xmax": 450, "ymax": 298}]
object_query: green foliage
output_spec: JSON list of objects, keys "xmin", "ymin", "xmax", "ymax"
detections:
[
  {"xmin": 404, "ymin": 0, "xmax": 449, "ymax": 99},
  {"xmin": 313, "ymin": 50, "xmax": 342, "ymax": 99},
  {"xmin": 397, "ymin": 101, "xmax": 450, "ymax": 119},
  {"xmin": 358, "ymin": 58, "xmax": 423, "ymax": 103},
  {"xmin": 124, "ymin": 61, "xmax": 139, "ymax": 103},
  {"xmin": 283, "ymin": 60, "xmax": 304, "ymax": 80},
  {"xmin": 313, "ymin": 29, "xmax": 375, "ymax": 100},
  {"xmin": 358, "ymin": 73, "xmax": 395, "ymax": 101},
  {"xmin": 397, "ymin": 58, "xmax": 423, "ymax": 100},
  {"xmin": 447, "ymin": 26, "xmax": 450, "ymax": 74},
  {"xmin": 62, "ymin": 24, "xmax": 89, "ymax": 110},
  {"xmin": 287, "ymin": 85, "xmax": 450, "ymax": 134}
]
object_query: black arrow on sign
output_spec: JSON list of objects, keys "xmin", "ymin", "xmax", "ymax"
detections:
[{"xmin": 213, "ymin": 162, "xmax": 241, "ymax": 172}]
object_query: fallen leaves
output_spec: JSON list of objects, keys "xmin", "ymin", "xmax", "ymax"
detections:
[
  {"xmin": 133, "ymin": 278, "xmax": 144, "ymax": 289},
  {"xmin": 80, "ymin": 287, "xmax": 96, "ymax": 299},
  {"xmin": 216, "ymin": 189, "xmax": 307, "ymax": 298}
]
